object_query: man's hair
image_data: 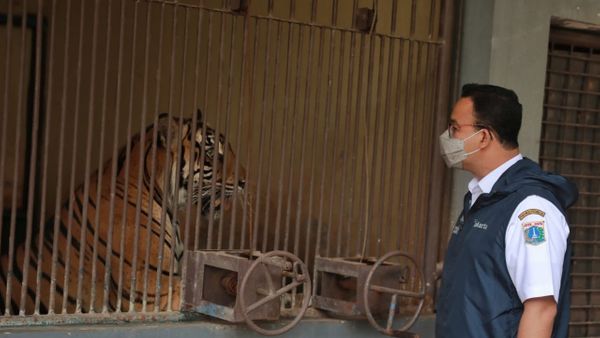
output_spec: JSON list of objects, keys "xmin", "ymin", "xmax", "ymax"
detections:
[{"xmin": 461, "ymin": 83, "xmax": 522, "ymax": 149}]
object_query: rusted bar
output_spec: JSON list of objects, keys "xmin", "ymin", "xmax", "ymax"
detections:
[
  {"xmin": 376, "ymin": 36, "xmax": 395, "ymax": 255},
  {"xmin": 358, "ymin": 32, "xmax": 376, "ymax": 259},
  {"xmin": 4, "ymin": 0, "xmax": 24, "ymax": 316},
  {"xmin": 542, "ymin": 120, "xmax": 600, "ymax": 129},
  {"xmin": 540, "ymin": 156, "xmax": 600, "ymax": 165},
  {"xmin": 193, "ymin": 9, "xmax": 209, "ymax": 251},
  {"xmin": 201, "ymin": 11, "xmax": 214, "ymax": 249},
  {"xmin": 292, "ymin": 23, "xmax": 326, "ymax": 258},
  {"xmin": 208, "ymin": 14, "xmax": 225, "ymax": 249},
  {"xmin": 230, "ymin": 13, "xmax": 248, "ymax": 250},
  {"xmin": 339, "ymin": 30, "xmax": 358, "ymax": 258},
  {"xmin": 543, "ymin": 103, "xmax": 600, "ymax": 114},
  {"xmin": 76, "ymin": 0, "xmax": 101, "ymax": 313},
  {"xmin": 547, "ymin": 69, "xmax": 600, "ymax": 80},
  {"xmin": 273, "ymin": 22, "xmax": 297, "ymax": 251},
  {"xmin": 249, "ymin": 18, "xmax": 272, "ymax": 253},
  {"xmin": 330, "ymin": 31, "xmax": 348, "ymax": 259},
  {"xmin": 261, "ymin": 20, "xmax": 282, "ymax": 252},
  {"xmin": 370, "ymin": 35, "xmax": 385, "ymax": 257},
  {"xmin": 34, "ymin": 0, "xmax": 58, "ymax": 315},
  {"xmin": 547, "ymin": 52, "xmax": 600, "ymax": 64},
  {"xmin": 541, "ymin": 139, "xmax": 600, "ymax": 147},
  {"xmin": 186, "ymin": 8, "xmax": 201, "ymax": 252},
  {"xmin": 114, "ymin": 0, "xmax": 140, "ymax": 312},
  {"xmin": 48, "ymin": 0, "xmax": 72, "ymax": 314},
  {"xmin": 159, "ymin": 2, "xmax": 183, "ymax": 312},
  {"xmin": 243, "ymin": 16, "xmax": 260, "ymax": 251},
  {"xmin": 221, "ymin": 15, "xmax": 237, "ymax": 250},
  {"xmin": 546, "ymin": 86, "xmax": 600, "ymax": 97},
  {"xmin": 103, "ymin": 0, "xmax": 128, "ymax": 314},
  {"xmin": 0, "ymin": 0, "xmax": 13, "ymax": 259},
  {"xmin": 348, "ymin": 33, "xmax": 366, "ymax": 257},
  {"xmin": 134, "ymin": 1, "xmax": 161, "ymax": 313},
  {"xmin": 320, "ymin": 28, "xmax": 344, "ymax": 260},
  {"xmin": 281, "ymin": 24, "xmax": 310, "ymax": 253}
]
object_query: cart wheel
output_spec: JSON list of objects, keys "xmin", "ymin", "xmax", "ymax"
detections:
[
  {"xmin": 239, "ymin": 250, "xmax": 311, "ymax": 336},
  {"xmin": 363, "ymin": 251, "xmax": 425, "ymax": 337}
]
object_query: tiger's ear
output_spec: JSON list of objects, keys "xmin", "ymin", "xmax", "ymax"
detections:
[{"xmin": 157, "ymin": 114, "xmax": 180, "ymax": 150}]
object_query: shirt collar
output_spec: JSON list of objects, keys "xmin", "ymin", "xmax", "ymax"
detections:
[{"xmin": 468, "ymin": 154, "xmax": 523, "ymax": 195}]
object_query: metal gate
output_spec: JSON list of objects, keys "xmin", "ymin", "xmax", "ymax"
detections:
[
  {"xmin": 541, "ymin": 22, "xmax": 600, "ymax": 338},
  {"xmin": 0, "ymin": 0, "xmax": 454, "ymax": 327}
]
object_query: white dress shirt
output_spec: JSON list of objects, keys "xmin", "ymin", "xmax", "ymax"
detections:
[{"xmin": 467, "ymin": 154, "xmax": 568, "ymax": 303}]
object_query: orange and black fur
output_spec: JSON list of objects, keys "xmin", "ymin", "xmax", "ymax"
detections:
[{"xmin": 0, "ymin": 110, "xmax": 245, "ymax": 314}]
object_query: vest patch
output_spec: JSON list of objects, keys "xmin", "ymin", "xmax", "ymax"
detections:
[
  {"xmin": 473, "ymin": 219, "xmax": 488, "ymax": 230},
  {"xmin": 523, "ymin": 220, "xmax": 546, "ymax": 245},
  {"xmin": 518, "ymin": 208, "xmax": 545, "ymax": 220}
]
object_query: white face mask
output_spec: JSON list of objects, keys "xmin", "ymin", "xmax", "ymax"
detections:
[{"xmin": 439, "ymin": 129, "xmax": 483, "ymax": 168}]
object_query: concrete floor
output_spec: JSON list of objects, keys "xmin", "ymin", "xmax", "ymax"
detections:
[{"xmin": 0, "ymin": 315, "xmax": 436, "ymax": 338}]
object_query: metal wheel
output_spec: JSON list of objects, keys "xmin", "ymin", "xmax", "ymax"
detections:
[
  {"xmin": 363, "ymin": 251, "xmax": 425, "ymax": 337},
  {"xmin": 239, "ymin": 250, "xmax": 311, "ymax": 336}
]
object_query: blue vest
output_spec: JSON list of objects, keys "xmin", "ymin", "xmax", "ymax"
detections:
[{"xmin": 436, "ymin": 159, "xmax": 577, "ymax": 338}]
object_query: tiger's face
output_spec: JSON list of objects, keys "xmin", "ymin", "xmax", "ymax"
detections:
[{"xmin": 163, "ymin": 111, "xmax": 246, "ymax": 216}]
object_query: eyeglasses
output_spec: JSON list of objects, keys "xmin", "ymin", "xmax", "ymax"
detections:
[{"xmin": 447, "ymin": 122, "xmax": 487, "ymax": 138}]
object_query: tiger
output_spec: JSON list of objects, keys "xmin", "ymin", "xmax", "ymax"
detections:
[{"xmin": 0, "ymin": 109, "xmax": 246, "ymax": 315}]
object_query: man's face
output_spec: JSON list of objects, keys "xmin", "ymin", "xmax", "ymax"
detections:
[{"xmin": 449, "ymin": 97, "xmax": 483, "ymax": 169}]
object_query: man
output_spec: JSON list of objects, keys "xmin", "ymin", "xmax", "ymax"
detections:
[{"xmin": 436, "ymin": 84, "xmax": 578, "ymax": 338}]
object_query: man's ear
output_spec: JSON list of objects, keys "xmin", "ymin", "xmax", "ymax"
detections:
[{"xmin": 480, "ymin": 128, "xmax": 494, "ymax": 148}]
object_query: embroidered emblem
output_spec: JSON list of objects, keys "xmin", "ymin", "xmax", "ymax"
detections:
[
  {"xmin": 523, "ymin": 220, "xmax": 546, "ymax": 245},
  {"xmin": 518, "ymin": 208, "xmax": 546, "ymax": 220},
  {"xmin": 473, "ymin": 219, "xmax": 488, "ymax": 230}
]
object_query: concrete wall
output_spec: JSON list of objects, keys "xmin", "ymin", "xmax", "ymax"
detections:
[{"xmin": 449, "ymin": 0, "xmax": 600, "ymax": 226}]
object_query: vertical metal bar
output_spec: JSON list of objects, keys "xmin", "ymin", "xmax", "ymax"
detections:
[
  {"xmin": 104, "ymin": 0, "xmax": 128, "ymax": 314},
  {"xmin": 273, "ymin": 22, "xmax": 298, "ymax": 251},
  {"xmin": 336, "ymin": 33, "xmax": 356, "ymax": 257},
  {"xmin": 48, "ymin": 0, "xmax": 71, "ymax": 315},
  {"xmin": 91, "ymin": 0, "xmax": 115, "ymax": 314},
  {"xmin": 260, "ymin": 20, "xmax": 282, "ymax": 252},
  {"xmin": 242, "ymin": 16, "xmax": 260, "ymax": 251},
  {"xmin": 173, "ymin": 7, "xmax": 190, "ymax": 311},
  {"xmin": 294, "ymin": 25, "xmax": 324, "ymax": 256},
  {"xmin": 369, "ymin": 36, "xmax": 385, "ymax": 257},
  {"xmin": 141, "ymin": 3, "xmax": 166, "ymax": 312},
  {"xmin": 34, "ymin": 0, "xmax": 58, "ymax": 315},
  {"xmin": 75, "ymin": 0, "xmax": 101, "ymax": 313},
  {"xmin": 231, "ymin": 16, "xmax": 251, "ymax": 248},
  {"xmin": 314, "ymin": 26, "xmax": 336, "ymax": 258},
  {"xmin": 115, "ymin": 0, "xmax": 139, "ymax": 312},
  {"xmin": 158, "ymin": 3, "xmax": 182, "ymax": 312},
  {"xmin": 348, "ymin": 33, "xmax": 365, "ymax": 257},
  {"xmin": 207, "ymin": 12, "xmax": 226, "ymax": 250},
  {"xmin": 286, "ymin": 24, "xmax": 316, "ymax": 253},
  {"xmin": 20, "ymin": 0, "xmax": 43, "ymax": 315},
  {"xmin": 282, "ymin": 24, "xmax": 307, "ymax": 253},
  {"xmin": 410, "ymin": 0, "xmax": 417, "ymax": 37},
  {"xmin": 219, "ymin": 15, "xmax": 238, "ymax": 250},
  {"xmin": 358, "ymin": 33, "xmax": 376, "ymax": 260},
  {"xmin": 193, "ymin": 9, "xmax": 208, "ymax": 251},
  {"xmin": 62, "ymin": 0, "xmax": 86, "ymax": 314},
  {"xmin": 135, "ymin": 0, "xmax": 160, "ymax": 313},
  {"xmin": 201, "ymin": 11, "xmax": 213, "ymax": 249},
  {"xmin": 229, "ymin": 13, "xmax": 248, "ymax": 250},
  {"xmin": 250, "ymin": 17, "xmax": 272, "ymax": 253},
  {"xmin": 0, "ymin": 0, "xmax": 13, "ymax": 261},
  {"xmin": 375, "ymin": 36, "xmax": 394, "ymax": 255},
  {"xmin": 338, "ymin": 31, "xmax": 357, "ymax": 258},
  {"xmin": 5, "ymin": 0, "xmax": 25, "ymax": 315},
  {"xmin": 206, "ymin": 12, "xmax": 226, "ymax": 249}
]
